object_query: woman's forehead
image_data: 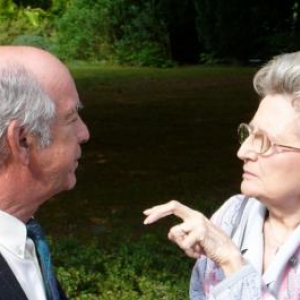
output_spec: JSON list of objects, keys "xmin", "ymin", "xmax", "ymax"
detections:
[
  {"xmin": 253, "ymin": 95, "xmax": 297, "ymax": 124},
  {"xmin": 251, "ymin": 94, "xmax": 300, "ymax": 136}
]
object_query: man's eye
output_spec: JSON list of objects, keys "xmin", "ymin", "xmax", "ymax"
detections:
[{"xmin": 69, "ymin": 115, "xmax": 79, "ymax": 123}]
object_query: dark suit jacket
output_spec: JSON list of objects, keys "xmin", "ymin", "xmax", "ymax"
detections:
[{"xmin": 0, "ymin": 253, "xmax": 68, "ymax": 300}]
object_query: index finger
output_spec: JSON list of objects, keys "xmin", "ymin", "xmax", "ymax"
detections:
[{"xmin": 143, "ymin": 200, "xmax": 196, "ymax": 224}]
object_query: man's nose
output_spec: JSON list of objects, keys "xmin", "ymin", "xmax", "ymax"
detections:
[{"xmin": 78, "ymin": 118, "xmax": 90, "ymax": 144}]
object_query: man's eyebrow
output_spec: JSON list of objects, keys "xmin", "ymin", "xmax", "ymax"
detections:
[
  {"xmin": 76, "ymin": 101, "xmax": 84, "ymax": 111},
  {"xmin": 64, "ymin": 101, "xmax": 83, "ymax": 119}
]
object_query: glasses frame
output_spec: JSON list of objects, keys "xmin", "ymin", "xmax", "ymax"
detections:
[{"xmin": 237, "ymin": 123, "xmax": 300, "ymax": 154}]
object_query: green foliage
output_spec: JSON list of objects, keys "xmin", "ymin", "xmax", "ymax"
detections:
[
  {"xmin": 111, "ymin": 0, "xmax": 172, "ymax": 67},
  {"xmin": 192, "ymin": 0, "xmax": 300, "ymax": 62},
  {"xmin": 54, "ymin": 0, "xmax": 106, "ymax": 61},
  {"xmin": 12, "ymin": 34, "xmax": 49, "ymax": 48},
  {"xmin": 54, "ymin": 0, "xmax": 172, "ymax": 66},
  {"xmin": 51, "ymin": 234, "xmax": 191, "ymax": 299},
  {"xmin": 199, "ymin": 52, "xmax": 220, "ymax": 65},
  {"xmin": 14, "ymin": 0, "xmax": 52, "ymax": 9},
  {"xmin": 1, "ymin": 0, "xmax": 300, "ymax": 65},
  {"xmin": 0, "ymin": 3, "xmax": 54, "ymax": 49}
]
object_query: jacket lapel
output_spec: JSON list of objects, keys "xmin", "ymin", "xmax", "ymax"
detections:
[{"xmin": 0, "ymin": 253, "xmax": 28, "ymax": 300}]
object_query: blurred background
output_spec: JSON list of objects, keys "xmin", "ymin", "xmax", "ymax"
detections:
[
  {"xmin": 1, "ymin": 1, "xmax": 298, "ymax": 299},
  {"xmin": 1, "ymin": 0, "xmax": 300, "ymax": 66}
]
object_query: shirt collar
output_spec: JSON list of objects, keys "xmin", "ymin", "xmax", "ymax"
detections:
[
  {"xmin": 239, "ymin": 201, "xmax": 300, "ymax": 288},
  {"xmin": 0, "ymin": 210, "xmax": 27, "ymax": 258},
  {"xmin": 240, "ymin": 201, "xmax": 266, "ymax": 273},
  {"xmin": 263, "ymin": 223, "xmax": 300, "ymax": 287}
]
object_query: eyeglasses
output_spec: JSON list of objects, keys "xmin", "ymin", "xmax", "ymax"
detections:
[{"xmin": 237, "ymin": 123, "xmax": 300, "ymax": 154}]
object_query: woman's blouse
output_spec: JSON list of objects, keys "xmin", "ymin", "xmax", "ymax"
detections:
[{"xmin": 190, "ymin": 195, "xmax": 300, "ymax": 300}]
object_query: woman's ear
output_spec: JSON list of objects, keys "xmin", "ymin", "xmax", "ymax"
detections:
[{"xmin": 6, "ymin": 120, "xmax": 30, "ymax": 165}]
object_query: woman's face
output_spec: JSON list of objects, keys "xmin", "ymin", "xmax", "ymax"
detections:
[{"xmin": 237, "ymin": 94, "xmax": 300, "ymax": 208}]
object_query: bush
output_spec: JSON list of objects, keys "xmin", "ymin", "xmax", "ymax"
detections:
[
  {"xmin": 0, "ymin": 0, "xmax": 174, "ymax": 67},
  {"xmin": 51, "ymin": 234, "xmax": 191, "ymax": 299},
  {"xmin": 0, "ymin": 5, "xmax": 54, "ymax": 47},
  {"xmin": 12, "ymin": 34, "xmax": 50, "ymax": 49},
  {"xmin": 55, "ymin": 0, "xmax": 172, "ymax": 67},
  {"xmin": 54, "ymin": 0, "xmax": 107, "ymax": 61}
]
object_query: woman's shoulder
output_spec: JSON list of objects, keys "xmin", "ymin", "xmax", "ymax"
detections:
[
  {"xmin": 210, "ymin": 195, "xmax": 260, "ymax": 234},
  {"xmin": 218, "ymin": 194, "xmax": 260, "ymax": 213}
]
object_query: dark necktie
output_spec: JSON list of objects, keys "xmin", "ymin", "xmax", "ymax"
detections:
[{"xmin": 26, "ymin": 218, "xmax": 60, "ymax": 300}]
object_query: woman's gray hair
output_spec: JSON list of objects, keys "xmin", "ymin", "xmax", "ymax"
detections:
[
  {"xmin": 253, "ymin": 51, "xmax": 300, "ymax": 100},
  {"xmin": 0, "ymin": 65, "xmax": 55, "ymax": 161}
]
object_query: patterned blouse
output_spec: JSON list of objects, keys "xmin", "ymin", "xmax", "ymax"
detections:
[{"xmin": 189, "ymin": 195, "xmax": 300, "ymax": 300}]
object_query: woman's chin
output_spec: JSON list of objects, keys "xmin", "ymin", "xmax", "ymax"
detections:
[{"xmin": 240, "ymin": 182, "xmax": 259, "ymax": 198}]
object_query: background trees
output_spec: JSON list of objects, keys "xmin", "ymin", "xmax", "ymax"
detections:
[
  {"xmin": 0, "ymin": 0, "xmax": 300, "ymax": 66},
  {"xmin": 193, "ymin": 0, "xmax": 300, "ymax": 63}
]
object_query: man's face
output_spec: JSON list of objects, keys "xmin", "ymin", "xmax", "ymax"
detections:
[{"xmin": 29, "ymin": 68, "xmax": 90, "ymax": 198}]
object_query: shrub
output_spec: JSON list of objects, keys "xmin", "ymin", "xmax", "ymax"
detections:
[
  {"xmin": 0, "ymin": 5, "xmax": 54, "ymax": 47},
  {"xmin": 51, "ymin": 234, "xmax": 191, "ymax": 299},
  {"xmin": 12, "ymin": 34, "xmax": 50, "ymax": 49},
  {"xmin": 54, "ymin": 0, "xmax": 107, "ymax": 61},
  {"xmin": 55, "ymin": 0, "xmax": 172, "ymax": 67}
]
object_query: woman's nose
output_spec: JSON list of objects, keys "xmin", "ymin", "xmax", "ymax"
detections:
[{"xmin": 237, "ymin": 137, "xmax": 258, "ymax": 161}]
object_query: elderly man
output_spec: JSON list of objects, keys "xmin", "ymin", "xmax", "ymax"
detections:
[{"xmin": 0, "ymin": 46, "xmax": 90, "ymax": 300}]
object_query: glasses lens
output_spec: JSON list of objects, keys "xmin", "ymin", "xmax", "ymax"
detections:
[
  {"xmin": 238, "ymin": 123, "xmax": 271, "ymax": 154},
  {"xmin": 238, "ymin": 123, "xmax": 250, "ymax": 144},
  {"xmin": 258, "ymin": 132, "xmax": 271, "ymax": 153}
]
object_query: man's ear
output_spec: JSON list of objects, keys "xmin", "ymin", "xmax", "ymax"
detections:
[{"xmin": 6, "ymin": 120, "xmax": 30, "ymax": 165}]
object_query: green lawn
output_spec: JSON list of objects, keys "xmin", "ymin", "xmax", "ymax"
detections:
[{"xmin": 37, "ymin": 65, "xmax": 259, "ymax": 299}]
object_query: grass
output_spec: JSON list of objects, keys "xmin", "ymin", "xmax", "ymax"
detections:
[{"xmin": 36, "ymin": 65, "xmax": 259, "ymax": 299}]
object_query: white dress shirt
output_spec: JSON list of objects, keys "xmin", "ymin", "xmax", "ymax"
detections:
[{"xmin": 0, "ymin": 210, "xmax": 47, "ymax": 300}]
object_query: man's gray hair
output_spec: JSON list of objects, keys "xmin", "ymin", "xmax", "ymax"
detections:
[{"xmin": 0, "ymin": 65, "xmax": 55, "ymax": 161}]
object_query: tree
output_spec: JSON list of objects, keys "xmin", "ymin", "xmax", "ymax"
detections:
[
  {"xmin": 55, "ymin": 0, "xmax": 173, "ymax": 66},
  {"xmin": 192, "ymin": 0, "xmax": 300, "ymax": 62},
  {"xmin": 159, "ymin": 0, "xmax": 200, "ymax": 63}
]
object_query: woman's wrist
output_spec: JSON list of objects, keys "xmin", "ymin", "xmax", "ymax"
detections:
[{"xmin": 221, "ymin": 252, "xmax": 247, "ymax": 277}]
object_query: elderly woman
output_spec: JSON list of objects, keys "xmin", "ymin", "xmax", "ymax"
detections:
[{"xmin": 143, "ymin": 51, "xmax": 300, "ymax": 300}]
